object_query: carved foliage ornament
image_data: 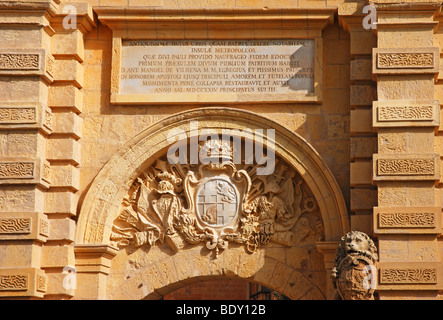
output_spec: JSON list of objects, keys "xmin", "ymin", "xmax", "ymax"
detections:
[
  {"xmin": 378, "ymin": 105, "xmax": 434, "ymax": 121},
  {"xmin": 377, "ymin": 158, "xmax": 435, "ymax": 175},
  {"xmin": 377, "ymin": 53, "xmax": 434, "ymax": 69},
  {"xmin": 0, "ymin": 54, "xmax": 39, "ymax": 70},
  {"xmin": 110, "ymin": 140, "xmax": 322, "ymax": 256},
  {"xmin": 0, "ymin": 162, "xmax": 34, "ymax": 179}
]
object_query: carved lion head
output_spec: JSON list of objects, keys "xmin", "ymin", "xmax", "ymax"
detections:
[
  {"xmin": 331, "ymin": 231, "xmax": 378, "ymax": 300},
  {"xmin": 335, "ymin": 231, "xmax": 378, "ymax": 263}
]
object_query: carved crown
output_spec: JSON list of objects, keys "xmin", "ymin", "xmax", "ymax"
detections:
[
  {"xmin": 199, "ymin": 139, "xmax": 233, "ymax": 162},
  {"xmin": 155, "ymin": 171, "xmax": 181, "ymax": 194}
]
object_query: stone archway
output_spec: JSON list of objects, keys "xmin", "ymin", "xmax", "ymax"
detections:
[{"xmin": 75, "ymin": 107, "xmax": 349, "ymax": 300}]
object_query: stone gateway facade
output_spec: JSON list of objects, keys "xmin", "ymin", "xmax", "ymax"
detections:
[{"xmin": 1, "ymin": 0, "xmax": 443, "ymax": 300}]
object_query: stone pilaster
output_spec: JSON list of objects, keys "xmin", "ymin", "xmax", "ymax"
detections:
[
  {"xmin": 0, "ymin": 0, "xmax": 60, "ymax": 299},
  {"xmin": 73, "ymin": 244, "xmax": 118, "ymax": 300},
  {"xmin": 316, "ymin": 241, "xmax": 340, "ymax": 299},
  {"xmin": 40, "ymin": 3, "xmax": 95, "ymax": 299},
  {"xmin": 371, "ymin": 0, "xmax": 443, "ymax": 299},
  {"xmin": 0, "ymin": 1, "xmax": 95, "ymax": 299},
  {"xmin": 339, "ymin": 0, "xmax": 377, "ymax": 235}
]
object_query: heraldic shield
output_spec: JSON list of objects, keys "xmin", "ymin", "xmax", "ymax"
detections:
[{"xmin": 110, "ymin": 138, "xmax": 322, "ymax": 258}]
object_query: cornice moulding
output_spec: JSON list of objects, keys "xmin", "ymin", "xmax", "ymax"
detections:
[{"xmin": 94, "ymin": 6, "xmax": 337, "ymax": 31}]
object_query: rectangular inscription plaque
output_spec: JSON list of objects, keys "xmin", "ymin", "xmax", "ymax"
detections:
[{"xmin": 117, "ymin": 39, "xmax": 317, "ymax": 104}]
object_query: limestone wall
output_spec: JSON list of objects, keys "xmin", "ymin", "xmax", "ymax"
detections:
[{"xmin": 0, "ymin": 0, "xmax": 441, "ymax": 300}]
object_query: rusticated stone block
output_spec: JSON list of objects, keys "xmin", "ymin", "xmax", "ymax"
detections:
[
  {"xmin": 373, "ymin": 206, "xmax": 441, "ymax": 235},
  {"xmin": 350, "ymin": 85, "xmax": 376, "ymax": 106},
  {"xmin": 0, "ymin": 49, "xmax": 54, "ymax": 82},
  {"xmin": 52, "ymin": 112, "xmax": 82, "ymax": 139},
  {"xmin": 49, "ymin": 165, "xmax": 80, "ymax": 191},
  {"xmin": 350, "ymin": 214, "xmax": 373, "ymax": 236},
  {"xmin": 350, "ymin": 30, "xmax": 376, "ymax": 56},
  {"xmin": 350, "ymin": 188, "xmax": 377, "ymax": 211},
  {"xmin": 41, "ymin": 245, "xmax": 75, "ymax": 269},
  {"xmin": 350, "ymin": 161, "xmax": 372, "ymax": 186},
  {"xmin": 53, "ymin": 59, "xmax": 84, "ymax": 88},
  {"xmin": 0, "ymin": 185, "xmax": 45, "ymax": 214},
  {"xmin": 350, "ymin": 137, "xmax": 377, "ymax": 160},
  {"xmin": 0, "ymin": 76, "xmax": 48, "ymax": 104},
  {"xmin": 0, "ymin": 27, "xmax": 48, "ymax": 50},
  {"xmin": 46, "ymin": 138, "xmax": 81, "ymax": 165},
  {"xmin": 45, "ymin": 191, "xmax": 78, "ymax": 216},
  {"xmin": 43, "ymin": 270, "xmax": 74, "ymax": 298},
  {"xmin": 47, "ymin": 217, "xmax": 76, "ymax": 242},
  {"xmin": 0, "ymin": 268, "xmax": 47, "ymax": 298},
  {"xmin": 350, "ymin": 59, "xmax": 372, "ymax": 81},
  {"xmin": 51, "ymin": 30, "xmax": 85, "ymax": 62},
  {"xmin": 0, "ymin": 212, "xmax": 48, "ymax": 242},
  {"xmin": 48, "ymin": 85, "xmax": 83, "ymax": 113},
  {"xmin": 0, "ymin": 130, "xmax": 47, "ymax": 159},
  {"xmin": 0, "ymin": 103, "xmax": 52, "ymax": 134},
  {"xmin": 0, "ymin": 157, "xmax": 50, "ymax": 189},
  {"xmin": 350, "ymin": 109, "xmax": 373, "ymax": 133}
]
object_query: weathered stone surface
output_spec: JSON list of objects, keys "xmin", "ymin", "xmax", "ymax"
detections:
[
  {"xmin": 350, "ymin": 59, "xmax": 372, "ymax": 81},
  {"xmin": 3, "ymin": 0, "xmax": 443, "ymax": 301}
]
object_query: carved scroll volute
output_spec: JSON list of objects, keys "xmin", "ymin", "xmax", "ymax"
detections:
[{"xmin": 331, "ymin": 231, "xmax": 378, "ymax": 300}]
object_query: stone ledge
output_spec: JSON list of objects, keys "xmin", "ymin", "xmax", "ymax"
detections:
[
  {"xmin": 0, "ymin": 157, "xmax": 51, "ymax": 189},
  {"xmin": 74, "ymin": 244, "xmax": 118, "ymax": 275},
  {"xmin": 51, "ymin": 2, "xmax": 96, "ymax": 35}
]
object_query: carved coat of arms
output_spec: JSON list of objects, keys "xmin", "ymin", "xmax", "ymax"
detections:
[
  {"xmin": 110, "ymin": 140, "xmax": 322, "ymax": 257},
  {"xmin": 331, "ymin": 231, "xmax": 378, "ymax": 300}
]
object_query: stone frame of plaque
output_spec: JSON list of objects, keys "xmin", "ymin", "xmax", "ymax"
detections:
[{"xmin": 95, "ymin": 7, "xmax": 335, "ymax": 105}]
